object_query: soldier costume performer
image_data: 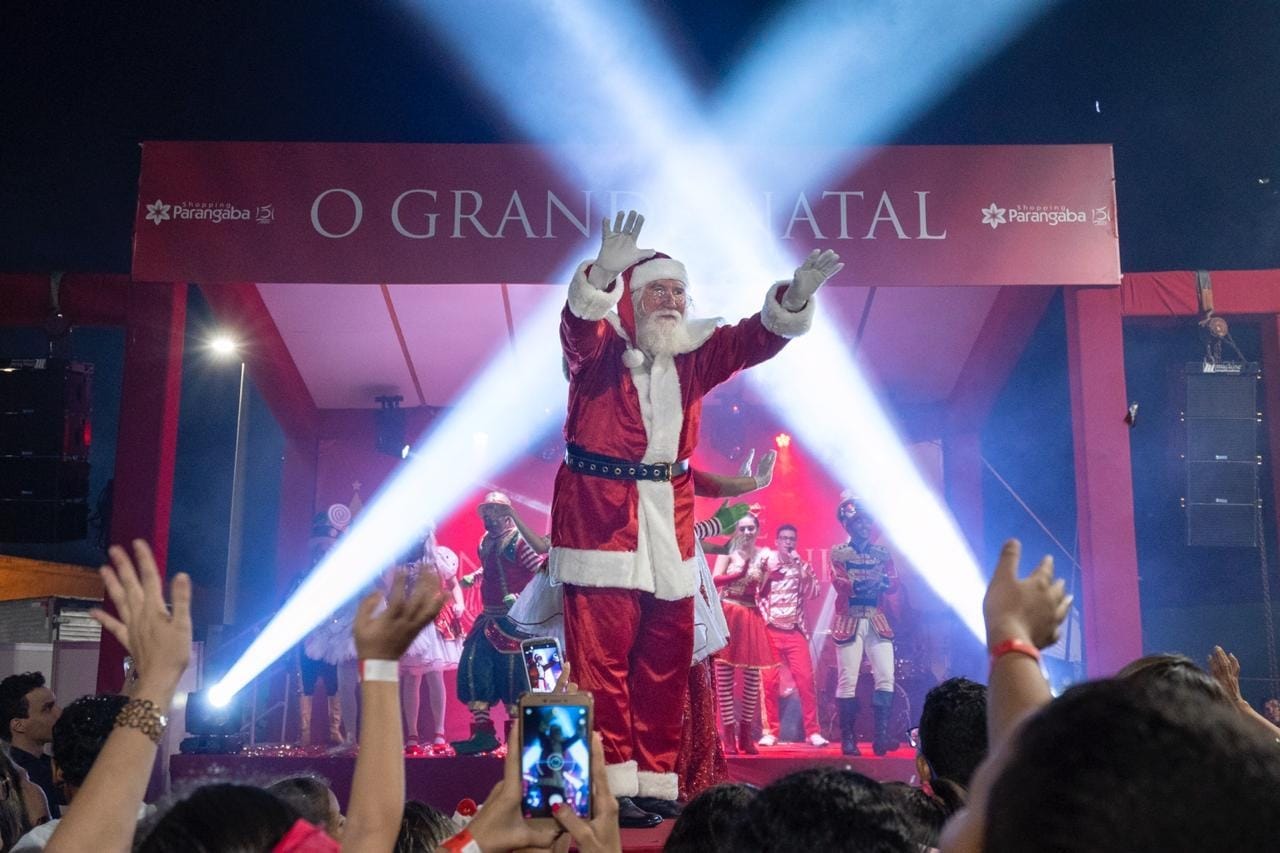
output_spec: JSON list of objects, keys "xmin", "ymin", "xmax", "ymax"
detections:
[
  {"xmin": 830, "ymin": 497, "xmax": 899, "ymax": 756},
  {"xmin": 549, "ymin": 210, "xmax": 840, "ymax": 825},
  {"xmin": 451, "ymin": 491, "xmax": 547, "ymax": 755}
]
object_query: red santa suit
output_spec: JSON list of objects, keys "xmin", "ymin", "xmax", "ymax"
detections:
[{"xmin": 550, "ymin": 253, "xmax": 815, "ymax": 800}]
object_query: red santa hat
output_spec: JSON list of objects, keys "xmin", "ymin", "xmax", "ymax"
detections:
[{"xmin": 616, "ymin": 253, "xmax": 689, "ymax": 368}]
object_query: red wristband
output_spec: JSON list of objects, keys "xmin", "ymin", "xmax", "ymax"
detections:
[
  {"xmin": 439, "ymin": 827, "xmax": 481, "ymax": 853},
  {"xmin": 989, "ymin": 637, "xmax": 1041, "ymax": 666}
]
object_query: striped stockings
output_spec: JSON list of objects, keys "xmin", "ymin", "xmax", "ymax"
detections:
[{"xmin": 715, "ymin": 661, "xmax": 761, "ymax": 726}]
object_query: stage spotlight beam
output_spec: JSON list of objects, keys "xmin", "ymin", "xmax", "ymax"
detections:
[{"xmin": 215, "ymin": 0, "xmax": 1056, "ymax": 702}]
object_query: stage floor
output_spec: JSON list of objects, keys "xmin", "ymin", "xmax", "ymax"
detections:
[{"xmin": 171, "ymin": 741, "xmax": 918, "ymax": 850}]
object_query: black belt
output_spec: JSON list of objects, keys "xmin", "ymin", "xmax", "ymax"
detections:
[{"xmin": 564, "ymin": 444, "xmax": 689, "ymax": 483}]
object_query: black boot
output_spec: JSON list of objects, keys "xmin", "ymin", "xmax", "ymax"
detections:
[
  {"xmin": 737, "ymin": 721, "xmax": 759, "ymax": 755},
  {"xmin": 451, "ymin": 719, "xmax": 500, "ymax": 755},
  {"xmin": 617, "ymin": 796, "xmax": 663, "ymax": 828},
  {"xmin": 632, "ymin": 796, "xmax": 683, "ymax": 818},
  {"xmin": 838, "ymin": 697, "xmax": 861, "ymax": 756},
  {"xmin": 872, "ymin": 690, "xmax": 896, "ymax": 756}
]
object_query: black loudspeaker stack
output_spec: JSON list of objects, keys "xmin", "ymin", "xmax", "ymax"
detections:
[
  {"xmin": 0, "ymin": 358, "xmax": 93, "ymax": 542},
  {"xmin": 1183, "ymin": 364, "xmax": 1262, "ymax": 548}
]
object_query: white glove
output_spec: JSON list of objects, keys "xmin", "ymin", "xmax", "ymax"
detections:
[
  {"xmin": 782, "ymin": 248, "xmax": 844, "ymax": 310},
  {"xmin": 753, "ymin": 450, "xmax": 777, "ymax": 489},
  {"xmin": 588, "ymin": 210, "xmax": 652, "ymax": 288},
  {"xmin": 737, "ymin": 449, "xmax": 756, "ymax": 478}
]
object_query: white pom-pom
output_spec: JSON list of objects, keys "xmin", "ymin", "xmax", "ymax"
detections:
[{"xmin": 622, "ymin": 348, "xmax": 645, "ymax": 368}]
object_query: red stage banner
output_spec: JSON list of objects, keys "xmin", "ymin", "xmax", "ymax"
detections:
[{"xmin": 132, "ymin": 142, "xmax": 1119, "ymax": 286}]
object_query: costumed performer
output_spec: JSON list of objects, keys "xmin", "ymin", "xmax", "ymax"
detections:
[
  {"xmin": 451, "ymin": 491, "xmax": 548, "ymax": 755},
  {"xmin": 549, "ymin": 209, "xmax": 841, "ymax": 825}
]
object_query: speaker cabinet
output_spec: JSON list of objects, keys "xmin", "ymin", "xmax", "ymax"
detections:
[
  {"xmin": 1183, "ymin": 365, "xmax": 1261, "ymax": 548},
  {"xmin": 0, "ymin": 358, "xmax": 92, "ymax": 542}
]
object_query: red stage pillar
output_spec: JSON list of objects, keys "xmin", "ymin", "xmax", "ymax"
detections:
[
  {"xmin": 1262, "ymin": 315, "xmax": 1280, "ymax": 571},
  {"xmin": 276, "ymin": 436, "xmax": 318, "ymax": 590},
  {"xmin": 1064, "ymin": 286, "xmax": 1142, "ymax": 676},
  {"xmin": 96, "ymin": 283, "xmax": 187, "ymax": 692},
  {"xmin": 942, "ymin": 431, "xmax": 985, "ymax": 560}
]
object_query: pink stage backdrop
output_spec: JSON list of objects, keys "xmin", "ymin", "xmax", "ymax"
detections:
[{"xmin": 133, "ymin": 142, "xmax": 1119, "ymax": 287}]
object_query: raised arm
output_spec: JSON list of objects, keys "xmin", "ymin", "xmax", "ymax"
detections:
[
  {"xmin": 563, "ymin": 211, "xmax": 652, "ymax": 371},
  {"xmin": 982, "ymin": 540, "xmax": 1071, "ymax": 750},
  {"xmin": 48, "ymin": 541, "xmax": 191, "ymax": 853},
  {"xmin": 508, "ymin": 507, "xmax": 550, "ymax": 555},
  {"xmin": 343, "ymin": 570, "xmax": 445, "ymax": 853}
]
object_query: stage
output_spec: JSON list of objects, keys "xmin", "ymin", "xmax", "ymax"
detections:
[{"xmin": 170, "ymin": 741, "xmax": 918, "ymax": 850}]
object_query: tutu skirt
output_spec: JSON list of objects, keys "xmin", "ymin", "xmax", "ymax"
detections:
[{"xmin": 718, "ymin": 600, "xmax": 776, "ymax": 667}]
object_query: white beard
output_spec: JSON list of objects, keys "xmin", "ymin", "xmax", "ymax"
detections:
[{"xmin": 636, "ymin": 310, "xmax": 695, "ymax": 358}]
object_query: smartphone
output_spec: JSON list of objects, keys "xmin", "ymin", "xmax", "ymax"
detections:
[
  {"xmin": 521, "ymin": 637, "xmax": 565, "ymax": 693},
  {"xmin": 519, "ymin": 691, "xmax": 593, "ymax": 826}
]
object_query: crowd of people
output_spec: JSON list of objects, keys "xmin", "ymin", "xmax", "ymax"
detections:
[
  {"xmin": 3, "ymin": 536, "xmax": 1278, "ymax": 852},
  {"xmin": 4, "ymin": 213, "xmax": 1280, "ymax": 851}
]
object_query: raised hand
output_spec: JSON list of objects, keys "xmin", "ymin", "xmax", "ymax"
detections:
[
  {"xmin": 783, "ymin": 248, "xmax": 844, "ymax": 310},
  {"xmin": 353, "ymin": 568, "xmax": 445, "ymax": 660},
  {"xmin": 594, "ymin": 210, "xmax": 651, "ymax": 276},
  {"xmin": 982, "ymin": 539, "xmax": 1072, "ymax": 649},
  {"xmin": 753, "ymin": 449, "xmax": 777, "ymax": 489},
  {"xmin": 90, "ymin": 540, "xmax": 192, "ymax": 694},
  {"xmin": 736, "ymin": 448, "xmax": 756, "ymax": 478},
  {"xmin": 1208, "ymin": 645, "xmax": 1243, "ymax": 703}
]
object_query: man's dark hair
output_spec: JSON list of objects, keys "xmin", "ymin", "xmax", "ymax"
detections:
[
  {"xmin": 395, "ymin": 800, "xmax": 456, "ymax": 852},
  {"xmin": 664, "ymin": 783, "xmax": 758, "ymax": 853},
  {"xmin": 984, "ymin": 679, "xmax": 1280, "ymax": 853},
  {"xmin": 880, "ymin": 781, "xmax": 947, "ymax": 848},
  {"xmin": 732, "ymin": 767, "xmax": 912, "ymax": 853},
  {"xmin": 776, "ymin": 524, "xmax": 797, "ymax": 537},
  {"xmin": 1115, "ymin": 653, "xmax": 1229, "ymax": 704},
  {"xmin": 0, "ymin": 672, "xmax": 45, "ymax": 741},
  {"xmin": 51, "ymin": 694, "xmax": 128, "ymax": 788},
  {"xmin": 138, "ymin": 783, "xmax": 300, "ymax": 852},
  {"xmin": 918, "ymin": 676, "xmax": 988, "ymax": 789},
  {"xmin": 266, "ymin": 774, "xmax": 334, "ymax": 829}
]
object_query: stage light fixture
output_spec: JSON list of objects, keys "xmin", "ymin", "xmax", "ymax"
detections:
[
  {"xmin": 774, "ymin": 432, "xmax": 792, "ymax": 449},
  {"xmin": 375, "ymin": 395, "xmax": 406, "ymax": 458},
  {"xmin": 209, "ymin": 334, "xmax": 239, "ymax": 357}
]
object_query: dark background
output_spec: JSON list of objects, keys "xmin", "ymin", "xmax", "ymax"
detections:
[{"xmin": 2, "ymin": 1, "xmax": 1278, "ymax": 692}]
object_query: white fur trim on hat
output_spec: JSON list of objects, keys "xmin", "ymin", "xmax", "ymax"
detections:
[
  {"xmin": 568, "ymin": 260, "xmax": 624, "ymax": 321},
  {"xmin": 636, "ymin": 770, "xmax": 680, "ymax": 801},
  {"xmin": 761, "ymin": 280, "xmax": 815, "ymax": 338},
  {"xmin": 606, "ymin": 760, "xmax": 640, "ymax": 798},
  {"xmin": 628, "ymin": 257, "xmax": 689, "ymax": 306}
]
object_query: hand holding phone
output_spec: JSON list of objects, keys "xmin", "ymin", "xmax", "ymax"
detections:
[{"xmin": 519, "ymin": 691, "xmax": 593, "ymax": 827}]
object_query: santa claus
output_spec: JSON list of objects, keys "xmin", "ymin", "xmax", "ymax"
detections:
[{"xmin": 549, "ymin": 210, "xmax": 842, "ymax": 825}]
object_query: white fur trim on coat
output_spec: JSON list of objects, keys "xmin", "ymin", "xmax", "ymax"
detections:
[
  {"xmin": 550, "ymin": 550, "xmax": 698, "ymax": 601},
  {"xmin": 606, "ymin": 760, "xmax": 640, "ymax": 798},
  {"xmin": 567, "ymin": 260, "xmax": 624, "ymax": 321},
  {"xmin": 761, "ymin": 280, "xmax": 815, "ymax": 338},
  {"xmin": 636, "ymin": 770, "xmax": 679, "ymax": 801}
]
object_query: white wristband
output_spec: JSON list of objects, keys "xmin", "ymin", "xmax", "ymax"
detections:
[{"xmin": 358, "ymin": 659, "xmax": 399, "ymax": 683}]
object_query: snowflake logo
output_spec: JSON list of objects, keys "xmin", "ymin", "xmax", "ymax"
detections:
[
  {"xmin": 145, "ymin": 199, "xmax": 171, "ymax": 225},
  {"xmin": 980, "ymin": 203, "xmax": 1006, "ymax": 229}
]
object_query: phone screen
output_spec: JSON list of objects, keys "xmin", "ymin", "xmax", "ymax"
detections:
[
  {"xmin": 522, "ymin": 639, "xmax": 565, "ymax": 693},
  {"xmin": 521, "ymin": 703, "xmax": 591, "ymax": 819}
]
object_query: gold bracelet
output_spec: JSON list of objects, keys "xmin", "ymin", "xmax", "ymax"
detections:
[{"xmin": 114, "ymin": 698, "xmax": 169, "ymax": 745}]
